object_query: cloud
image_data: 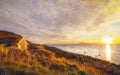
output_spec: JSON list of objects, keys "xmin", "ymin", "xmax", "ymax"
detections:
[{"xmin": 0, "ymin": 0, "xmax": 120, "ymax": 43}]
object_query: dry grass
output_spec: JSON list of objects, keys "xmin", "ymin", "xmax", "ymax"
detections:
[{"xmin": 0, "ymin": 34, "xmax": 120, "ymax": 75}]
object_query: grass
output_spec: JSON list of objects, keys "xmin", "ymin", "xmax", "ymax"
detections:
[{"xmin": 0, "ymin": 40, "xmax": 120, "ymax": 75}]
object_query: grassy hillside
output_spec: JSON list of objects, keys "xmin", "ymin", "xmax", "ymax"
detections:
[
  {"xmin": 0, "ymin": 30, "xmax": 120, "ymax": 75},
  {"xmin": 0, "ymin": 30, "xmax": 22, "ymax": 46}
]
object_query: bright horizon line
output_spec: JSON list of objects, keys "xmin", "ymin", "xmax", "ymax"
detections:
[
  {"xmin": 46, "ymin": 38, "xmax": 120, "ymax": 45},
  {"xmin": 46, "ymin": 42, "xmax": 120, "ymax": 46}
]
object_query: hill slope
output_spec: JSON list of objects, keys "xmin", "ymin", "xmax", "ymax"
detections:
[
  {"xmin": 0, "ymin": 30, "xmax": 120, "ymax": 75},
  {"xmin": 0, "ymin": 30, "xmax": 22, "ymax": 46}
]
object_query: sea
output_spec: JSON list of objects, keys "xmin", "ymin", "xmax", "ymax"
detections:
[{"xmin": 51, "ymin": 44, "xmax": 120, "ymax": 65}]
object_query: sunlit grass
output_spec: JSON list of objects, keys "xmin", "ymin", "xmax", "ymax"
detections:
[{"xmin": 0, "ymin": 44, "xmax": 120, "ymax": 75}]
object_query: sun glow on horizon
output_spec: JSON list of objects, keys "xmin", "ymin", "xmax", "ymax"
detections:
[{"xmin": 102, "ymin": 37, "xmax": 113, "ymax": 44}]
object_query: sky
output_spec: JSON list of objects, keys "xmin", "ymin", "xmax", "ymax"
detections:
[{"xmin": 0, "ymin": 0, "xmax": 120, "ymax": 44}]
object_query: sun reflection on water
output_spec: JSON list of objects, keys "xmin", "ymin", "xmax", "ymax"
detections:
[
  {"xmin": 102, "ymin": 37, "xmax": 113, "ymax": 61},
  {"xmin": 106, "ymin": 44, "xmax": 111, "ymax": 61}
]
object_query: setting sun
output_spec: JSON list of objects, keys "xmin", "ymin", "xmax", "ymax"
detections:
[{"xmin": 102, "ymin": 37, "xmax": 113, "ymax": 44}]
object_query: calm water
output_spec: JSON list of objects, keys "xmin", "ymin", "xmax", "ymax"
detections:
[{"xmin": 52, "ymin": 44, "xmax": 120, "ymax": 65}]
